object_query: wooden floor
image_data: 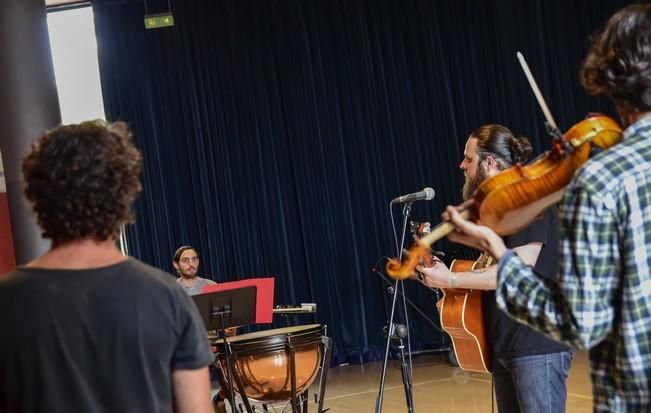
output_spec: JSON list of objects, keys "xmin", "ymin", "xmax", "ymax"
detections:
[{"xmin": 229, "ymin": 350, "xmax": 593, "ymax": 412}]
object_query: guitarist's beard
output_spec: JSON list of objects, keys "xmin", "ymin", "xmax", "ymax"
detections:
[{"xmin": 462, "ymin": 167, "xmax": 487, "ymax": 201}]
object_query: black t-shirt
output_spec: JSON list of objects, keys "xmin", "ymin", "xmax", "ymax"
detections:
[
  {"xmin": 0, "ymin": 258, "xmax": 214, "ymax": 413},
  {"xmin": 482, "ymin": 207, "xmax": 570, "ymax": 357}
]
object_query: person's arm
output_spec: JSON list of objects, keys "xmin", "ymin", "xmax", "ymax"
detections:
[
  {"xmin": 171, "ymin": 368, "xmax": 212, "ymax": 413},
  {"xmin": 417, "ymin": 243, "xmax": 542, "ymax": 290},
  {"xmin": 446, "ymin": 183, "xmax": 620, "ymax": 349},
  {"xmin": 170, "ymin": 286, "xmax": 219, "ymax": 411}
]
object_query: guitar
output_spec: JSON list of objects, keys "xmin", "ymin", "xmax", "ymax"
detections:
[
  {"xmin": 439, "ymin": 253, "xmax": 492, "ymax": 373},
  {"xmin": 410, "ymin": 221, "xmax": 492, "ymax": 373}
]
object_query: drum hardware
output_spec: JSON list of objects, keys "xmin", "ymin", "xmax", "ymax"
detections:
[
  {"xmin": 289, "ymin": 336, "xmax": 299, "ymax": 412},
  {"xmin": 316, "ymin": 335, "xmax": 332, "ymax": 413},
  {"xmin": 274, "ymin": 303, "xmax": 318, "ymax": 327},
  {"xmin": 192, "ymin": 286, "xmax": 258, "ymax": 413},
  {"xmin": 213, "ymin": 303, "xmax": 238, "ymax": 412},
  {"xmin": 273, "ymin": 303, "xmax": 317, "ymax": 314},
  {"xmin": 213, "ymin": 324, "xmax": 332, "ymax": 413}
]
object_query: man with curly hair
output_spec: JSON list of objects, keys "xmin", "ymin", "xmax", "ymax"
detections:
[
  {"xmin": 442, "ymin": 4, "xmax": 651, "ymax": 412},
  {"xmin": 0, "ymin": 121, "xmax": 214, "ymax": 413}
]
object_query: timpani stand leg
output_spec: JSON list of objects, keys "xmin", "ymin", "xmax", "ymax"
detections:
[
  {"xmin": 216, "ymin": 312, "xmax": 239, "ymax": 413},
  {"xmin": 302, "ymin": 392, "xmax": 309, "ymax": 413},
  {"xmin": 316, "ymin": 336, "xmax": 332, "ymax": 413},
  {"xmin": 232, "ymin": 367, "xmax": 255, "ymax": 413},
  {"xmin": 288, "ymin": 336, "xmax": 300, "ymax": 413}
]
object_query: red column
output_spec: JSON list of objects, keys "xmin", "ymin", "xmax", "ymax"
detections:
[
  {"xmin": 0, "ymin": 0, "xmax": 60, "ymax": 264},
  {"xmin": 0, "ymin": 162, "xmax": 16, "ymax": 274}
]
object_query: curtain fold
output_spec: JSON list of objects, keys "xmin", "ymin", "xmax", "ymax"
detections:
[{"xmin": 91, "ymin": 0, "xmax": 631, "ymax": 364}]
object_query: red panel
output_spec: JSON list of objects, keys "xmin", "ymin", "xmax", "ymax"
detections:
[{"xmin": 0, "ymin": 193, "xmax": 16, "ymax": 275}]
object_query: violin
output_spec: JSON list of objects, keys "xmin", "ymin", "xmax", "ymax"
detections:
[{"xmin": 386, "ymin": 114, "xmax": 623, "ymax": 279}]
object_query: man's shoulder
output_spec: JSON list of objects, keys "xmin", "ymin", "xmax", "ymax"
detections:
[
  {"xmin": 175, "ymin": 276, "xmax": 216, "ymax": 284},
  {"xmin": 198, "ymin": 277, "xmax": 217, "ymax": 285},
  {"xmin": 0, "ymin": 257, "xmax": 182, "ymax": 294},
  {"xmin": 573, "ymin": 134, "xmax": 651, "ymax": 195},
  {"xmin": 0, "ymin": 259, "xmax": 186, "ymax": 313},
  {"xmin": 0, "ymin": 268, "xmax": 25, "ymax": 291},
  {"xmin": 119, "ymin": 259, "xmax": 181, "ymax": 289}
]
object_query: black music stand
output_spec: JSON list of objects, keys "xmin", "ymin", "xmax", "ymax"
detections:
[{"xmin": 192, "ymin": 286, "xmax": 257, "ymax": 413}]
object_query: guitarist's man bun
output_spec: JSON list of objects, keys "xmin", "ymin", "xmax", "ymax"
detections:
[{"xmin": 470, "ymin": 124, "xmax": 532, "ymax": 169}]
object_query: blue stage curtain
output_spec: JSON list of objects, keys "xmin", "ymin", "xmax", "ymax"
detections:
[{"xmin": 90, "ymin": 0, "xmax": 631, "ymax": 365}]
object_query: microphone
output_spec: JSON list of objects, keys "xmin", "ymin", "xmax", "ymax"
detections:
[{"xmin": 391, "ymin": 187, "xmax": 435, "ymax": 204}]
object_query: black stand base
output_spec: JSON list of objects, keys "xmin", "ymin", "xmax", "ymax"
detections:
[{"xmin": 397, "ymin": 338, "xmax": 414, "ymax": 413}]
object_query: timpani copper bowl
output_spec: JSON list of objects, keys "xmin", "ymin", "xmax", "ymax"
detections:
[{"xmin": 213, "ymin": 324, "xmax": 324, "ymax": 403}]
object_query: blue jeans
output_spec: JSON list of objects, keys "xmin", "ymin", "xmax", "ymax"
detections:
[{"xmin": 492, "ymin": 351, "xmax": 575, "ymax": 413}]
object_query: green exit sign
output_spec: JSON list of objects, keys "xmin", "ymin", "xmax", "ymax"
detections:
[{"xmin": 144, "ymin": 13, "xmax": 175, "ymax": 29}]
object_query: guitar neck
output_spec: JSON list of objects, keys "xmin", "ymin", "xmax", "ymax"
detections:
[{"xmin": 419, "ymin": 209, "xmax": 470, "ymax": 247}]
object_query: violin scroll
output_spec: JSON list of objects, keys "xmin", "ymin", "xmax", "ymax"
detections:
[
  {"xmin": 386, "ymin": 209, "xmax": 471, "ymax": 278},
  {"xmin": 386, "ymin": 242, "xmax": 433, "ymax": 280}
]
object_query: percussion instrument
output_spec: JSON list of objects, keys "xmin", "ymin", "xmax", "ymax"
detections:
[
  {"xmin": 213, "ymin": 324, "xmax": 330, "ymax": 412},
  {"xmin": 273, "ymin": 303, "xmax": 317, "ymax": 314}
]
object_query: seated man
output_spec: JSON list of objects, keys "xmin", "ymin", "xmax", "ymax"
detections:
[
  {"xmin": 173, "ymin": 245, "xmax": 217, "ymax": 295},
  {"xmin": 172, "ymin": 245, "xmax": 234, "ymax": 412}
]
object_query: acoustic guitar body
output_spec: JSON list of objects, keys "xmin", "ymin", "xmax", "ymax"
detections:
[{"xmin": 440, "ymin": 259, "xmax": 491, "ymax": 373}]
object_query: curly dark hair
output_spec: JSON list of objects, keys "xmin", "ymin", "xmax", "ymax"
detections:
[
  {"xmin": 580, "ymin": 4, "xmax": 651, "ymax": 112},
  {"xmin": 22, "ymin": 120, "xmax": 143, "ymax": 245},
  {"xmin": 470, "ymin": 124, "xmax": 533, "ymax": 170}
]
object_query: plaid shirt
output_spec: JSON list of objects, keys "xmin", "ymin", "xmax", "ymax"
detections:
[{"xmin": 496, "ymin": 116, "xmax": 651, "ymax": 412}]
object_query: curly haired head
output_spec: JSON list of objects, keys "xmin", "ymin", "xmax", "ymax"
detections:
[
  {"xmin": 580, "ymin": 4, "xmax": 651, "ymax": 112},
  {"xmin": 22, "ymin": 120, "xmax": 143, "ymax": 245},
  {"xmin": 470, "ymin": 124, "xmax": 532, "ymax": 170}
]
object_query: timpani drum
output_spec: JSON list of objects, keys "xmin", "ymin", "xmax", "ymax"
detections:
[{"xmin": 213, "ymin": 324, "xmax": 324, "ymax": 403}]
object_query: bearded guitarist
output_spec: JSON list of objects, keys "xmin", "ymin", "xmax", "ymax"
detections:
[{"xmin": 418, "ymin": 125, "xmax": 574, "ymax": 413}]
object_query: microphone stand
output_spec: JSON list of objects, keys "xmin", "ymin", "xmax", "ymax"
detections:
[
  {"xmin": 372, "ymin": 262, "xmax": 442, "ymax": 332},
  {"xmin": 375, "ymin": 202, "xmax": 415, "ymax": 413},
  {"xmin": 394, "ymin": 324, "xmax": 414, "ymax": 411}
]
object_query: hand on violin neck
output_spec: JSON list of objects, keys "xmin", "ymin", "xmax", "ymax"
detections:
[
  {"xmin": 445, "ymin": 205, "xmax": 507, "ymax": 260},
  {"xmin": 440, "ymin": 199, "xmax": 474, "ymax": 222}
]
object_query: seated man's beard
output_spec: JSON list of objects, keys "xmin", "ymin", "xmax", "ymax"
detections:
[
  {"xmin": 180, "ymin": 271, "xmax": 197, "ymax": 279},
  {"xmin": 462, "ymin": 167, "xmax": 487, "ymax": 201}
]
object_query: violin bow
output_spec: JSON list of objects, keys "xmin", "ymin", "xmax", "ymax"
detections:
[{"xmin": 516, "ymin": 52, "xmax": 563, "ymax": 139}]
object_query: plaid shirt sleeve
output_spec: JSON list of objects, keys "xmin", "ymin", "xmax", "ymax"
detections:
[{"xmin": 495, "ymin": 180, "xmax": 620, "ymax": 349}]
